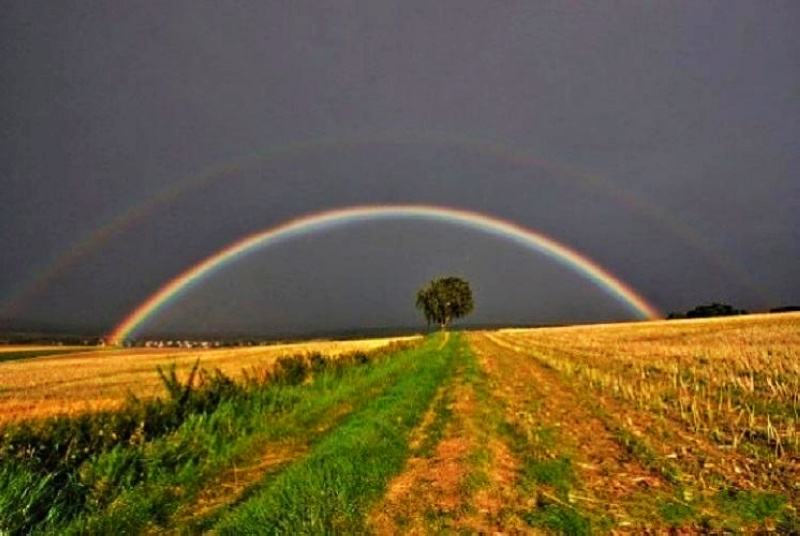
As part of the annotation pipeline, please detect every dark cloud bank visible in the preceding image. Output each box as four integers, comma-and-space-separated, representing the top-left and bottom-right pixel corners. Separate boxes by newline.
1, 1, 798, 337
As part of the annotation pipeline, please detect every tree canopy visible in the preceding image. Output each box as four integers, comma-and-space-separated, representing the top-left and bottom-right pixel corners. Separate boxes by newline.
668, 302, 748, 319
415, 276, 474, 329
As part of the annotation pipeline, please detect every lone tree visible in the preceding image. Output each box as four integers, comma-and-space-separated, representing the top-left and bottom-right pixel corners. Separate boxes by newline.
415, 276, 474, 330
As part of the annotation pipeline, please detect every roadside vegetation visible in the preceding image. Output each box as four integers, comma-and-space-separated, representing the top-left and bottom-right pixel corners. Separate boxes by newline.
0, 336, 419, 424
214, 334, 457, 532
0, 338, 426, 534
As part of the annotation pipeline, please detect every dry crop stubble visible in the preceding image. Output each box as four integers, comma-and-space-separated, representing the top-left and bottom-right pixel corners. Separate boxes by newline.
470, 332, 676, 528
484, 313, 799, 527
493, 314, 799, 460
0, 336, 420, 424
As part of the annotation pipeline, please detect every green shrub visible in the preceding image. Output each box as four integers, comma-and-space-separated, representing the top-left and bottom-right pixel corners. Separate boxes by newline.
308, 351, 329, 374
272, 356, 309, 385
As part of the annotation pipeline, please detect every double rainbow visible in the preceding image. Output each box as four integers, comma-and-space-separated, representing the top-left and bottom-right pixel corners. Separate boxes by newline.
3, 130, 766, 320
108, 205, 661, 342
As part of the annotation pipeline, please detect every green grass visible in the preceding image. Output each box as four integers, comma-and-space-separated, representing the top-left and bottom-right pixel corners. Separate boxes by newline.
657, 495, 697, 526
715, 488, 795, 531
413, 384, 454, 459
526, 457, 574, 493
213, 332, 460, 533
523, 502, 592, 535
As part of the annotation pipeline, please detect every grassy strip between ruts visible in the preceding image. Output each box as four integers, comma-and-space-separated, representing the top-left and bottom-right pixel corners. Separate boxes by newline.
213, 332, 460, 533
0, 338, 428, 534
368, 332, 532, 533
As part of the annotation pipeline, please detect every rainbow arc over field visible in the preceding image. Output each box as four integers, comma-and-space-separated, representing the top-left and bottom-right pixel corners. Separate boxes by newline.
108, 205, 661, 343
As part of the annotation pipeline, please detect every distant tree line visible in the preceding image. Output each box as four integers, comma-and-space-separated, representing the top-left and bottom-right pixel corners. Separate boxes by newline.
668, 302, 747, 319
769, 305, 800, 313
668, 302, 800, 320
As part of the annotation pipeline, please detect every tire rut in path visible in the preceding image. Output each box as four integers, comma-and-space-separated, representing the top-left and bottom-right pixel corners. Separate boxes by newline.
368, 361, 526, 534
169, 440, 306, 528
167, 401, 356, 530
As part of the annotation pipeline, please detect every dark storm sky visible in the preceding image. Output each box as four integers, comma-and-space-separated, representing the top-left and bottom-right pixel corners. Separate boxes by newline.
1, 1, 798, 336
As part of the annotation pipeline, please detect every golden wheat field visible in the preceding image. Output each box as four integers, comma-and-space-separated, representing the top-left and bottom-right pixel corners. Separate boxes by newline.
0, 346, 87, 353
0, 336, 420, 424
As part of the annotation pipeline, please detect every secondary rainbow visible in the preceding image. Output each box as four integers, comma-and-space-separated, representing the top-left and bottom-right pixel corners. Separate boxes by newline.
108, 205, 661, 342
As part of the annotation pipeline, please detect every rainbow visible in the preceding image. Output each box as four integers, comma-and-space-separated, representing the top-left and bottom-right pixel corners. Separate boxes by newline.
108, 204, 661, 342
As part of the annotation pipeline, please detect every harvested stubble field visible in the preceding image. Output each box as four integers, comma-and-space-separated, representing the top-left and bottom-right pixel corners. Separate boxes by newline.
1, 314, 798, 533
463, 312, 799, 531
0, 336, 419, 424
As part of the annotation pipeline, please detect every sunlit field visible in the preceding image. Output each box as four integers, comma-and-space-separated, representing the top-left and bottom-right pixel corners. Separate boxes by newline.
1, 315, 797, 533
491, 312, 799, 461
0, 336, 420, 424
0, 346, 94, 364
0, 346, 86, 353
466, 312, 799, 531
